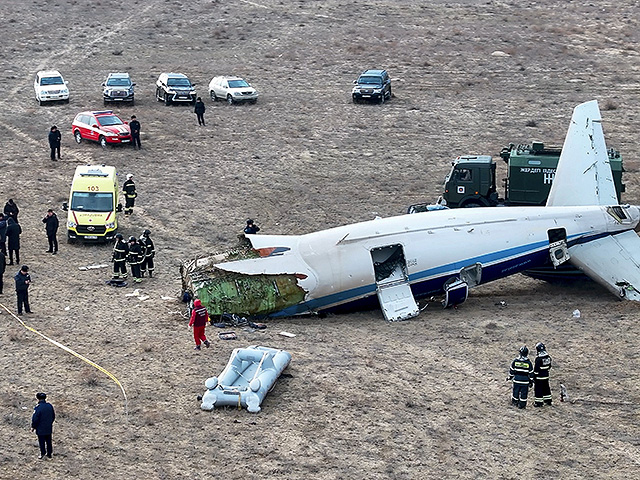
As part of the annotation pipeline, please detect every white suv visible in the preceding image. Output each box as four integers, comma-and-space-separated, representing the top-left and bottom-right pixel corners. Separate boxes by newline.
155, 73, 197, 105
34, 70, 69, 105
208, 76, 258, 104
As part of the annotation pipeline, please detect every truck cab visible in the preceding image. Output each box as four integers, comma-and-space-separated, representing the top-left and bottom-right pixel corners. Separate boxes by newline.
63, 165, 122, 243
442, 155, 497, 208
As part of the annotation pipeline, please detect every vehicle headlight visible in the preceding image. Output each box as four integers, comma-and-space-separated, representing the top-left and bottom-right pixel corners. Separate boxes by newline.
232, 91, 241, 96
106, 222, 116, 229
373, 88, 382, 93
68, 220, 77, 228
105, 132, 117, 137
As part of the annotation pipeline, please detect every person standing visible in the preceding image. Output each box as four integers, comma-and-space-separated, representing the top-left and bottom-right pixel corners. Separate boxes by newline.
0, 250, 5, 294
6, 216, 21, 265
48, 125, 62, 161
14, 265, 31, 314
244, 219, 260, 235
42, 209, 59, 254
127, 236, 143, 283
0, 212, 6, 255
123, 174, 137, 216
31, 392, 55, 459
139, 229, 155, 278
194, 97, 206, 126
509, 345, 534, 409
130, 115, 141, 150
112, 233, 129, 279
4, 199, 19, 222
533, 342, 553, 407
188, 299, 210, 350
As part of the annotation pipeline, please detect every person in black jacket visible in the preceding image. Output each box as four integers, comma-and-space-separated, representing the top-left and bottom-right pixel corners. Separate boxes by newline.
4, 198, 19, 222
48, 125, 62, 161
31, 392, 55, 459
6, 216, 21, 265
14, 265, 31, 314
0, 250, 5, 294
533, 342, 553, 407
130, 115, 141, 150
112, 233, 129, 279
0, 212, 6, 255
194, 97, 206, 126
42, 209, 59, 254
139, 229, 155, 277
123, 174, 137, 216
244, 219, 260, 235
127, 236, 143, 283
509, 345, 534, 409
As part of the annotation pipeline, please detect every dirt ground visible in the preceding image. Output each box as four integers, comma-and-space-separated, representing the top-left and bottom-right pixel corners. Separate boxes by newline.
1, 0, 640, 478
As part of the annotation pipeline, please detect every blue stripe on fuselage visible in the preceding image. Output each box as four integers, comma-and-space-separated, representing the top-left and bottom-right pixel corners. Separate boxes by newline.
269, 230, 602, 317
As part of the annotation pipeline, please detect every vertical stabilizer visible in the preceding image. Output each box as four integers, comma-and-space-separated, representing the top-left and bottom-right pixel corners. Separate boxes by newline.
546, 100, 618, 207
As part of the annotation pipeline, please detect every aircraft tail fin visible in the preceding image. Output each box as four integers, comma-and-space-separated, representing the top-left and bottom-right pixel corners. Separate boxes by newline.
546, 100, 618, 207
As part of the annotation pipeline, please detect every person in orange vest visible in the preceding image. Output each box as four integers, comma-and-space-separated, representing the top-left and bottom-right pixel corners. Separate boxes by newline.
188, 299, 211, 351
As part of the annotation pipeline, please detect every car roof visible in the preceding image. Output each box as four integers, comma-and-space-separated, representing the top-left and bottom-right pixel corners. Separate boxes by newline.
107, 73, 130, 78
216, 76, 245, 81
37, 70, 63, 76
76, 110, 119, 117
163, 73, 189, 78
360, 69, 386, 76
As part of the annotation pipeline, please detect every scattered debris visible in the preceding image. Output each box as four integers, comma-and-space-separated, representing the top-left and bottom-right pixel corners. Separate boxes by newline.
138, 295, 149, 301
560, 384, 568, 402
491, 50, 511, 57
64, 306, 70, 311
79, 264, 110, 271
219, 331, 238, 340
161, 295, 174, 300
572, 309, 581, 318
495, 301, 507, 306
278, 331, 296, 338
105, 279, 127, 287
126, 289, 141, 297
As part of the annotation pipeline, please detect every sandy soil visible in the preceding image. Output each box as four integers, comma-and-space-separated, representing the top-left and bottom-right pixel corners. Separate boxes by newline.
1, 0, 640, 478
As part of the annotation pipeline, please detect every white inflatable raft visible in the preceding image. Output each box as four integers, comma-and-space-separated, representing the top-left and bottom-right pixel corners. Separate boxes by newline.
200, 345, 292, 413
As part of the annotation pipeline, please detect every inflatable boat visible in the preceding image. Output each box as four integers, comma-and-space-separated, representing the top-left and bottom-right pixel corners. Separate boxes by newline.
200, 345, 292, 413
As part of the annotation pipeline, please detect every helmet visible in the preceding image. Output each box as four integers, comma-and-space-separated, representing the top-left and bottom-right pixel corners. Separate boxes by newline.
536, 342, 546, 353
246, 219, 254, 225
115, 233, 124, 240
519, 345, 529, 357
36, 392, 47, 400
143, 229, 151, 236
128, 236, 136, 243
126, 173, 133, 179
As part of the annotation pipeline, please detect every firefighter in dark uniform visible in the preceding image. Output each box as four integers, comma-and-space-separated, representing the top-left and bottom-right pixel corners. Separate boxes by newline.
112, 233, 129, 279
123, 174, 137, 216
533, 342, 552, 407
139, 229, 155, 278
509, 345, 534, 409
127, 236, 143, 283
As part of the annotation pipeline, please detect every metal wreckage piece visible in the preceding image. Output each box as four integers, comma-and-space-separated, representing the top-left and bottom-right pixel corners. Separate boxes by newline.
181, 241, 306, 317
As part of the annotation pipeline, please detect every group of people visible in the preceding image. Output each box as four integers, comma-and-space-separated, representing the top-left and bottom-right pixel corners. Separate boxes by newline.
112, 229, 155, 282
509, 343, 553, 409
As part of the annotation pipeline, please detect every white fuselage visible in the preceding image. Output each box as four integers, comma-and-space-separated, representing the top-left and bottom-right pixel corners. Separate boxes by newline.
221, 205, 640, 315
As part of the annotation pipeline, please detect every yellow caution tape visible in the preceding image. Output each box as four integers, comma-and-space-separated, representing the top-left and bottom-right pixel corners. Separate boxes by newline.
1, 303, 128, 415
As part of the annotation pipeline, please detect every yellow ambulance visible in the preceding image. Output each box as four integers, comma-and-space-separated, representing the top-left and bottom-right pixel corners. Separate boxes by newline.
63, 165, 122, 243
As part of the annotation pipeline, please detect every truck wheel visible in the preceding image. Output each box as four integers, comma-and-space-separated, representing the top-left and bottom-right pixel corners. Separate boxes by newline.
210, 90, 217, 102
74, 130, 82, 144
227, 95, 234, 105
461, 201, 482, 208
379, 94, 385, 105
99, 136, 108, 149
164, 92, 171, 105
67, 232, 76, 244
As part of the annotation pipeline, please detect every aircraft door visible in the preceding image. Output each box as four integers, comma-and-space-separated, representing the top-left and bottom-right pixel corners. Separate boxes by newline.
370, 244, 419, 322
548, 228, 570, 267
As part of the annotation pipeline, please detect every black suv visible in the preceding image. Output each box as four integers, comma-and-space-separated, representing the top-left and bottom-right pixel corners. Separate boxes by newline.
352, 69, 391, 104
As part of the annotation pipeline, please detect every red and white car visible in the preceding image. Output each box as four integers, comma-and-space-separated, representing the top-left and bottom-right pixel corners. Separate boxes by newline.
72, 110, 132, 149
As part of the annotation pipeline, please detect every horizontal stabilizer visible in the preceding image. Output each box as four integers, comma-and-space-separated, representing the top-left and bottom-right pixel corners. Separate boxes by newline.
546, 100, 618, 207
569, 230, 640, 300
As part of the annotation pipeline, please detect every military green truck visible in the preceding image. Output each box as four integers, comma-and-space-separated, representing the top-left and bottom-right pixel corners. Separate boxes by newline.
433, 142, 624, 209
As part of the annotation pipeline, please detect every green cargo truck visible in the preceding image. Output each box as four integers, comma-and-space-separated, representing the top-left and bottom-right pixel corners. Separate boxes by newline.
436, 142, 624, 209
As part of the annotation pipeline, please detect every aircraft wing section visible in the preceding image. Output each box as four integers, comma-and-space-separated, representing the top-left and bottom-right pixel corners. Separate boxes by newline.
568, 230, 640, 301
546, 100, 618, 207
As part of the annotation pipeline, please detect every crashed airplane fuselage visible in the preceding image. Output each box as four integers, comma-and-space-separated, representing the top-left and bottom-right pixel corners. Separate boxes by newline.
182, 101, 640, 320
